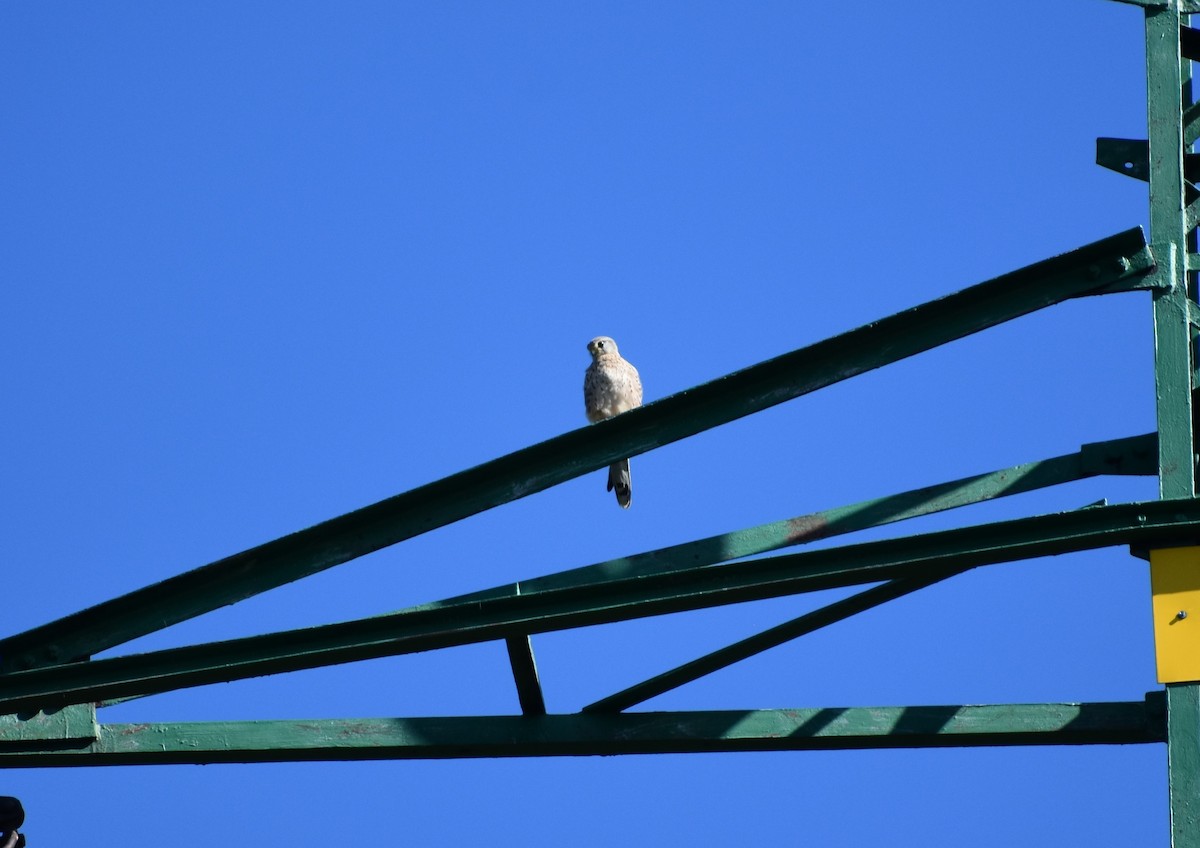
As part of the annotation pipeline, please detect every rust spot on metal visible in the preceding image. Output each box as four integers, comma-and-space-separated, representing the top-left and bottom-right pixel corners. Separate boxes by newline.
785, 514, 831, 544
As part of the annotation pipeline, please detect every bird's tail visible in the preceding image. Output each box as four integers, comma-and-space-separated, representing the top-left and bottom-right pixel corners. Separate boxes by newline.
607, 459, 632, 509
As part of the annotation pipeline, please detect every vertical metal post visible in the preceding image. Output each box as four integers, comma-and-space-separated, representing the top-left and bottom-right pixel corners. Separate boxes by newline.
1171, 683, 1200, 842
1148, 4, 1193, 497
1147, 3, 1200, 844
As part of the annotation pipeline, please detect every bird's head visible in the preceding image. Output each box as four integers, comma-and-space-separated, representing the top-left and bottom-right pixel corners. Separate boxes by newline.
587, 336, 619, 359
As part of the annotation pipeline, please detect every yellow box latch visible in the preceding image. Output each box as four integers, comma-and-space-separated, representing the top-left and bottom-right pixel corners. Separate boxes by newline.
1150, 546, 1200, 683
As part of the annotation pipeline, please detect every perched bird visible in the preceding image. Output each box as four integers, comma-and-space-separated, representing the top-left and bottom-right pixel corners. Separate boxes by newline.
583, 336, 643, 508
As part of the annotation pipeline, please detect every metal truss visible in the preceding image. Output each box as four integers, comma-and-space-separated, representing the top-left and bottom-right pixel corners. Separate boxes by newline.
3, 2, 1200, 844
0, 225, 1172, 750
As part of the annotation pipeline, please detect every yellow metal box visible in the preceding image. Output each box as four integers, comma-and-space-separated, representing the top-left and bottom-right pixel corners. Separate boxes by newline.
1150, 546, 1200, 684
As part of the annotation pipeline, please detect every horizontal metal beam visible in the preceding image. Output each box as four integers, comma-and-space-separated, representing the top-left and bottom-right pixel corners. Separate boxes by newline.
0, 705, 95, 745
0, 700, 1164, 766
0, 227, 1153, 674
0, 499, 1196, 714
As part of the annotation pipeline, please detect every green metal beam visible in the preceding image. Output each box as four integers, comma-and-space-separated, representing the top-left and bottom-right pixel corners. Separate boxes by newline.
505, 636, 546, 716
0, 705, 95, 745
1169, 684, 1200, 838
1109, 1, 1172, 9
582, 568, 966, 714
1144, 4, 1200, 846
0, 701, 1164, 767
0, 228, 1154, 675
1147, 9, 1195, 503
0, 500, 1197, 714
5, 433, 1151, 718
447, 433, 1157, 607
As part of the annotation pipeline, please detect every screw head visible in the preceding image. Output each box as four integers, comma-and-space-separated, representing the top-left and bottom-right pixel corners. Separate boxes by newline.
1178, 610, 1189, 621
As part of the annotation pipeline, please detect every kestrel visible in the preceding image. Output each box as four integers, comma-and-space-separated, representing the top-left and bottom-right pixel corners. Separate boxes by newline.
584, 336, 643, 508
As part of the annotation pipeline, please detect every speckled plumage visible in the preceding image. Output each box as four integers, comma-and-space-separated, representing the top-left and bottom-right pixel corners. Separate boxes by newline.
584, 336, 643, 508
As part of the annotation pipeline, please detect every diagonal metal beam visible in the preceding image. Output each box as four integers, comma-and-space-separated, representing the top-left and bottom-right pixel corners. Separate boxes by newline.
582, 568, 967, 714
1104, 1, 1169, 9
68, 433, 1159, 718
0, 228, 1154, 675
446, 433, 1157, 607
0, 700, 1165, 766
0, 499, 1196, 714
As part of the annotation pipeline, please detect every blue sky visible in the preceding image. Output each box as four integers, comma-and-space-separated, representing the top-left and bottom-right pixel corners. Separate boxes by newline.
0, 1, 1172, 844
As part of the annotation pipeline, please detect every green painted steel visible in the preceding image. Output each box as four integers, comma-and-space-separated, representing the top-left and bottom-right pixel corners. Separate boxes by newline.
449, 434, 1156, 607
0, 499, 1198, 715
1146, 5, 1194, 503
0, 228, 1154, 676
1143, 2, 1200, 845
1169, 685, 1200, 839
582, 569, 965, 713
504, 636, 546, 716
0, 705, 95, 745
1098, 137, 1153, 182
0, 701, 1164, 767
1113, 1, 1180, 9
1187, 102, 1200, 147
0, 3, 1187, 804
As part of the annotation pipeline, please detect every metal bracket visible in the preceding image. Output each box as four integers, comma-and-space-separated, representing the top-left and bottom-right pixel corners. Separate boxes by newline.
1080, 432, 1158, 476
1089, 243, 1165, 292
1097, 138, 1200, 200
1098, 137, 1150, 182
